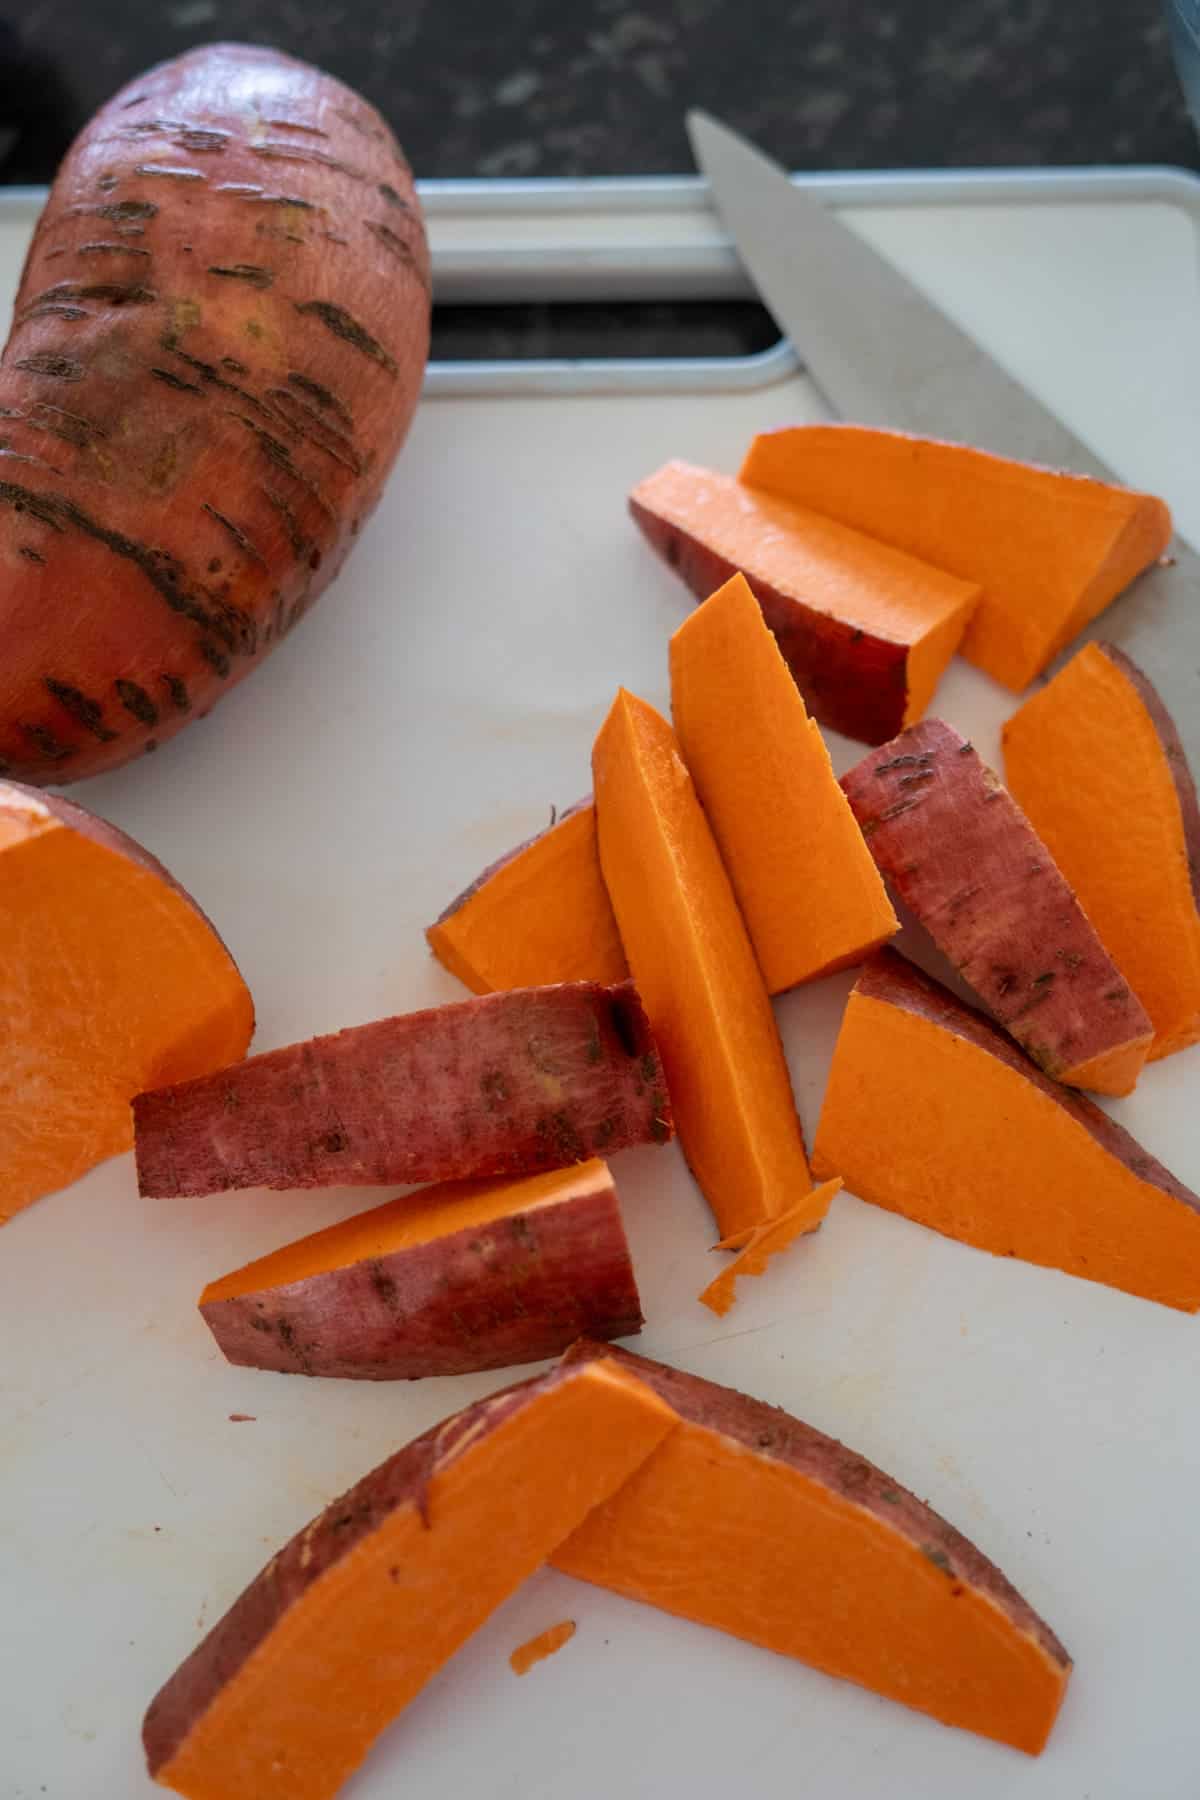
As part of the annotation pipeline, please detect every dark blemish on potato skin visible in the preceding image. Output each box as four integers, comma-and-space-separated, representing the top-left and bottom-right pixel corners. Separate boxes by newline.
19, 721, 75, 762
160, 673, 191, 713
15, 352, 85, 382
286, 370, 353, 427
201, 500, 267, 568
151, 367, 203, 394
44, 677, 117, 742
608, 993, 641, 1058
294, 300, 398, 376
208, 264, 274, 288
115, 678, 159, 726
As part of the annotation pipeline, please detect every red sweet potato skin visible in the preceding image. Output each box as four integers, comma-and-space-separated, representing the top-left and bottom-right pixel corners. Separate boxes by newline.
630, 495, 908, 744
0, 43, 429, 783
133, 980, 673, 1197
201, 1176, 643, 1378
841, 719, 1153, 1086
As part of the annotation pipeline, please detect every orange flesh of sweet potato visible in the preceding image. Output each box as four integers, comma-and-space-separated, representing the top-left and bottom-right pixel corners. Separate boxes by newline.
133, 979, 672, 1197
0, 43, 429, 783
552, 1343, 1070, 1756
698, 1178, 843, 1318
669, 572, 898, 992
812, 949, 1200, 1309
199, 1158, 642, 1378
427, 799, 628, 994
509, 1619, 576, 1676
592, 689, 815, 1241
0, 778, 252, 1221
143, 1356, 678, 1800
841, 718, 1153, 1094
740, 425, 1172, 692
1003, 642, 1200, 1062
630, 460, 979, 745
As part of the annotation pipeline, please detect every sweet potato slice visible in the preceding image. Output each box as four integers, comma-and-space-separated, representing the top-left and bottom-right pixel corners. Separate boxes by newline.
811, 950, 1200, 1310
200, 1158, 642, 1378
133, 979, 672, 1198
143, 1355, 678, 1800
631, 459, 979, 744
669, 572, 897, 990
1003, 642, 1200, 1061
0, 780, 253, 1222
841, 719, 1153, 1094
427, 799, 628, 994
741, 425, 1171, 691
592, 690, 819, 1240
552, 1342, 1071, 1756
698, 1179, 843, 1318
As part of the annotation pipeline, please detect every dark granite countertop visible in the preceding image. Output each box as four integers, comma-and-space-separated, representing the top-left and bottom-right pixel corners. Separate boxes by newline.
2, 1, 1195, 359
2, 0, 1195, 183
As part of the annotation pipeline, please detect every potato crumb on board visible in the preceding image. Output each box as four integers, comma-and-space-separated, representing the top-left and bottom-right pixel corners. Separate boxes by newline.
509, 1620, 577, 1676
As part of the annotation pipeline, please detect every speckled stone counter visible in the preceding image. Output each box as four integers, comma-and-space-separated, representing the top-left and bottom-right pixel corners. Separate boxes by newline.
1, 1, 1195, 356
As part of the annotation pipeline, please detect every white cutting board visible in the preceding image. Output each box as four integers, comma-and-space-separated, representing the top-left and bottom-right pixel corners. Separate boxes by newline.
2, 169, 1200, 1800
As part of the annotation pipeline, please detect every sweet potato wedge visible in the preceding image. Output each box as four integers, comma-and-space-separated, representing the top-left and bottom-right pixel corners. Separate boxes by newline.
741, 424, 1171, 691
630, 459, 979, 744
1003, 642, 1200, 1061
552, 1342, 1071, 1756
0, 779, 253, 1222
0, 44, 430, 782
427, 798, 628, 994
133, 979, 672, 1198
143, 1354, 678, 1800
200, 1158, 642, 1378
841, 718, 1153, 1094
592, 689, 823, 1241
811, 950, 1200, 1310
669, 572, 897, 990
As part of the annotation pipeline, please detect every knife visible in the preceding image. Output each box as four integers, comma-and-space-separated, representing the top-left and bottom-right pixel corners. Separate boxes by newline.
686, 110, 1198, 762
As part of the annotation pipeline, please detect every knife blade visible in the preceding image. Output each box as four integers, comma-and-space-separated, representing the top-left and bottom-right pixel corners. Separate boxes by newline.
687, 110, 1199, 762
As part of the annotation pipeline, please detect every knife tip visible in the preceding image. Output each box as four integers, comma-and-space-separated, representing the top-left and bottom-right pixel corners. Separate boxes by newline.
684, 107, 719, 158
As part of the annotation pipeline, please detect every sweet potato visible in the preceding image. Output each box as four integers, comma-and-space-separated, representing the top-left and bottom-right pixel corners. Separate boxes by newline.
841, 718, 1153, 1094
143, 1354, 678, 1800
0, 43, 429, 783
741, 424, 1171, 691
669, 572, 897, 990
811, 950, 1200, 1309
1003, 642, 1200, 1061
0, 778, 252, 1222
134, 979, 672, 1198
509, 1620, 576, 1676
200, 1158, 642, 1378
552, 1343, 1071, 1756
427, 798, 628, 994
592, 689, 825, 1241
630, 459, 979, 743
698, 1179, 843, 1318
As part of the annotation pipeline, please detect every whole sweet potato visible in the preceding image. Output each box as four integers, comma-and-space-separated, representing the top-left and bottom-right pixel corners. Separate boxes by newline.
0, 43, 429, 782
